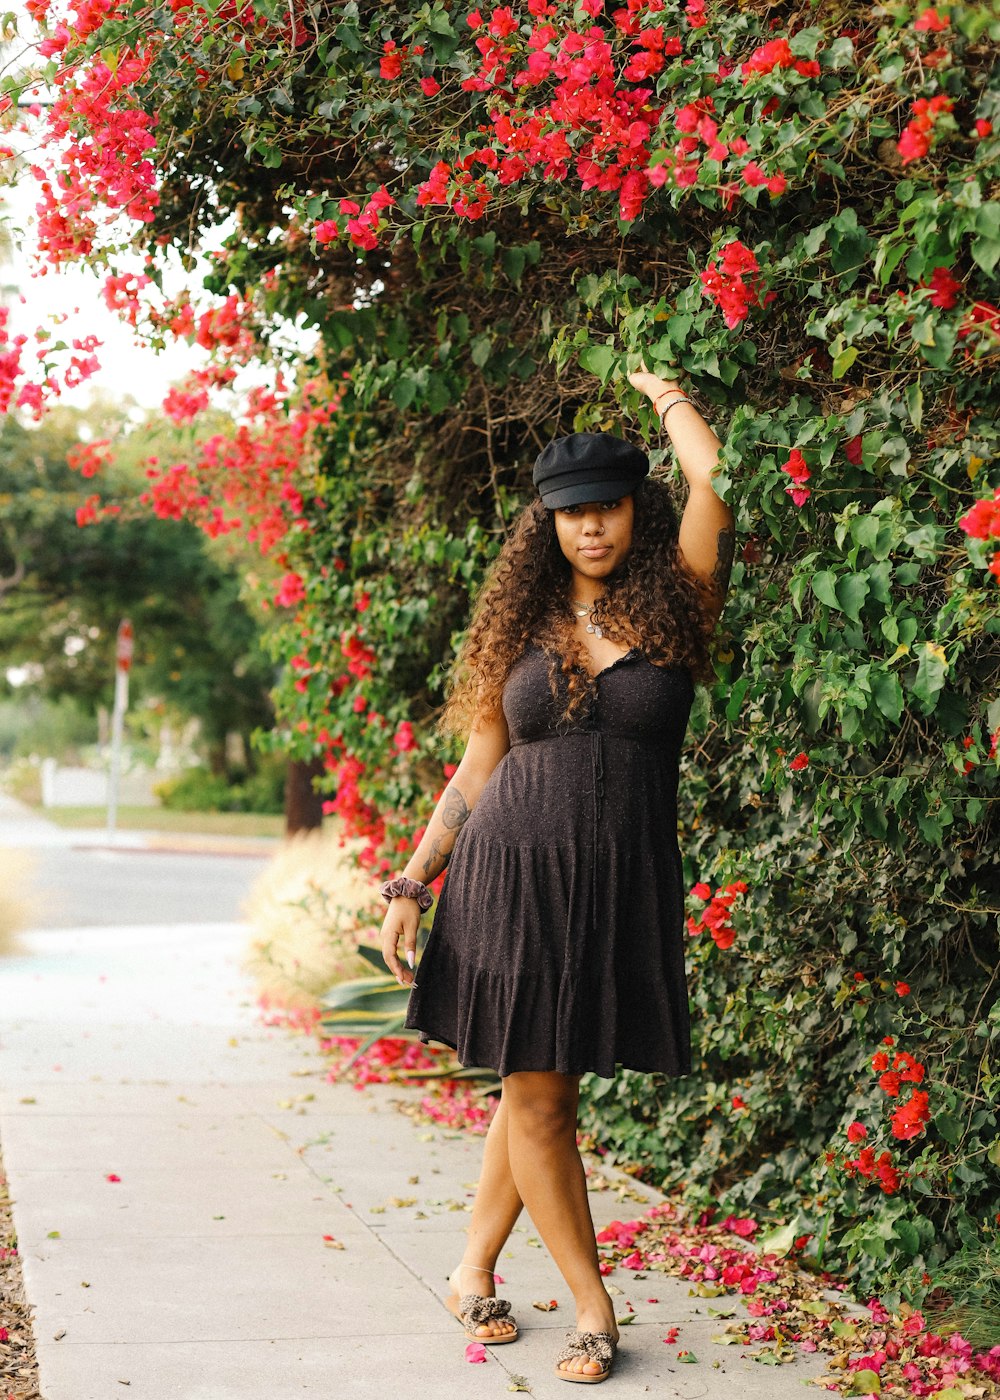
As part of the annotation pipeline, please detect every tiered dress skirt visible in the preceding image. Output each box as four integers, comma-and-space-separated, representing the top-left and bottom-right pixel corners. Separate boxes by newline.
403, 643, 695, 1080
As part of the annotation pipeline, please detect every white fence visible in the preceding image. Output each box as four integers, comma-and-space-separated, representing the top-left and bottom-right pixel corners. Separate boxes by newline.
40, 759, 160, 808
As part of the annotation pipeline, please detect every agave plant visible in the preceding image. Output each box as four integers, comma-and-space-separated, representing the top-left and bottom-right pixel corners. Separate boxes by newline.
319, 944, 498, 1087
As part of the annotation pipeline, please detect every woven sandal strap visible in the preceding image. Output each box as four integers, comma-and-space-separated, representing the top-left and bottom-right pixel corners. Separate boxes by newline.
459, 1293, 513, 1325
553, 1329, 615, 1367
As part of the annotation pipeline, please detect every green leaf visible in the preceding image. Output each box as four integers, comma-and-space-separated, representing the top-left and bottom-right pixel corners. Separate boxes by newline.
392, 376, 418, 412
847, 1369, 881, 1395
892, 1220, 920, 1255
836, 573, 870, 622
911, 642, 948, 709
934, 1111, 962, 1145
757, 1220, 798, 1256
501, 246, 527, 285
470, 334, 492, 368
832, 346, 858, 379
578, 345, 617, 383
811, 571, 840, 611
904, 380, 923, 429
871, 670, 903, 722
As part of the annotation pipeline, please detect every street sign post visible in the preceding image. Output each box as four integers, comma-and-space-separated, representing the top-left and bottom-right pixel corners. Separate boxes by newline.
106, 618, 133, 839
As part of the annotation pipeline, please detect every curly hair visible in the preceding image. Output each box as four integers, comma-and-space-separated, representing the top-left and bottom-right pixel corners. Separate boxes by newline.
440, 477, 720, 736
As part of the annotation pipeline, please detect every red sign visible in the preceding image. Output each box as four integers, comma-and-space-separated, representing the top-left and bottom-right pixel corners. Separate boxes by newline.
116, 618, 134, 673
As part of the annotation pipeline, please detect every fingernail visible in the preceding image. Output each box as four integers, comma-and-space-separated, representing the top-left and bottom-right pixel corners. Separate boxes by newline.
406, 951, 415, 969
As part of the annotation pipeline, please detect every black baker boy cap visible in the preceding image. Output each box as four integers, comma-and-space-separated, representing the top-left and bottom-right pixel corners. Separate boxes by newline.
532, 431, 649, 509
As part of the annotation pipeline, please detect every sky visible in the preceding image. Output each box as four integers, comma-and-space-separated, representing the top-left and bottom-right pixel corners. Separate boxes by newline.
0, 8, 322, 417
3, 181, 210, 412
0, 5, 208, 410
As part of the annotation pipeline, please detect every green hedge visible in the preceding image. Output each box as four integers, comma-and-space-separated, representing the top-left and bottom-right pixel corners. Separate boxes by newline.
22, 0, 1000, 1307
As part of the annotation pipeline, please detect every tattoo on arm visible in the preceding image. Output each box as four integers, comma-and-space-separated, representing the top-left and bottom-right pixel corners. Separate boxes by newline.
421, 839, 446, 882
420, 785, 471, 882
712, 527, 735, 598
441, 785, 470, 831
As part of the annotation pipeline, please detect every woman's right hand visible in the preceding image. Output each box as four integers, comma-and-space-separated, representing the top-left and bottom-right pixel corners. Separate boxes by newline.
380, 896, 421, 987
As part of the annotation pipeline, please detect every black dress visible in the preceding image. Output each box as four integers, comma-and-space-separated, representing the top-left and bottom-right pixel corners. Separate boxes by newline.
403, 643, 695, 1079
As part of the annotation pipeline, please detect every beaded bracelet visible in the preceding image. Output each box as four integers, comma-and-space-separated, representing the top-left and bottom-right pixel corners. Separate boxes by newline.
379, 875, 434, 911
655, 392, 694, 418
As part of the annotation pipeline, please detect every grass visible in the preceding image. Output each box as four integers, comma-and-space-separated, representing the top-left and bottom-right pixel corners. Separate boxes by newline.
924, 1239, 1000, 1349
39, 806, 285, 838
242, 825, 379, 1011
0, 848, 36, 956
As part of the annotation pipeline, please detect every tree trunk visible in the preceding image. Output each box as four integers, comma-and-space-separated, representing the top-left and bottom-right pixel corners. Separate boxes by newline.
284, 756, 325, 836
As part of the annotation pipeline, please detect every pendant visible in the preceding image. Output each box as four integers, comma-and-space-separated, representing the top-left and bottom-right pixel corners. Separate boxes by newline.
586, 622, 603, 639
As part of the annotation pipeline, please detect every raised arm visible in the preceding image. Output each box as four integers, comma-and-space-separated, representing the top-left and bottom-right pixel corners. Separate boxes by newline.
628, 371, 736, 626
379, 705, 510, 986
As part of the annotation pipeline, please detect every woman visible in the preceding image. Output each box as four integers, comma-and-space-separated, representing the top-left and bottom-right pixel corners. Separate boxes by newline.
378, 369, 735, 1384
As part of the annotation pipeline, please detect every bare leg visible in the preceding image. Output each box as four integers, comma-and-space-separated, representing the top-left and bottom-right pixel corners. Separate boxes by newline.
447, 1091, 524, 1338
503, 1070, 618, 1377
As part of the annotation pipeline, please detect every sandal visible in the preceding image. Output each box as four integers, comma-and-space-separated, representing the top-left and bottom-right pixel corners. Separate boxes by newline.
445, 1264, 519, 1344
554, 1328, 617, 1384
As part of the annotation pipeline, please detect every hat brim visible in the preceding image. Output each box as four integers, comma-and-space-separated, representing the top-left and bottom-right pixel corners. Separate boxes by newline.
540, 478, 642, 509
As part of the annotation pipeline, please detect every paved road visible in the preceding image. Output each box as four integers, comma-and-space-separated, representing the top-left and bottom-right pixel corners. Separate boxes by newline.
0, 795, 272, 927
25, 846, 272, 927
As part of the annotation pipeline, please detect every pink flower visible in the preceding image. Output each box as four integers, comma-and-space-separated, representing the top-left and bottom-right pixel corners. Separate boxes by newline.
721, 1215, 758, 1237
465, 1341, 488, 1363
392, 722, 417, 754
275, 572, 306, 608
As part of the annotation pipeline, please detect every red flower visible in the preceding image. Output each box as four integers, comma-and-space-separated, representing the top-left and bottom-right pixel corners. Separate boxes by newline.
379, 40, 407, 80
846, 1122, 867, 1143
927, 265, 962, 308
897, 93, 954, 164
959, 487, 1000, 541
891, 1089, 930, 1141
913, 6, 949, 29
779, 448, 811, 506
789, 752, 809, 771
895, 981, 910, 996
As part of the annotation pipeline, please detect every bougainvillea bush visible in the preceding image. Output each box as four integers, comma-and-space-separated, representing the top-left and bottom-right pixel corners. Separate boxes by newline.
4, 0, 999, 1320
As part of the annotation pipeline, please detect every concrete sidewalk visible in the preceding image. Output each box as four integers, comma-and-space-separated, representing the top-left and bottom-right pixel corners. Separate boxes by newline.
0, 919, 840, 1399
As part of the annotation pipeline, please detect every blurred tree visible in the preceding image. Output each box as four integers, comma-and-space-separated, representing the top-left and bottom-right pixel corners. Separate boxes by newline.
0, 402, 275, 776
